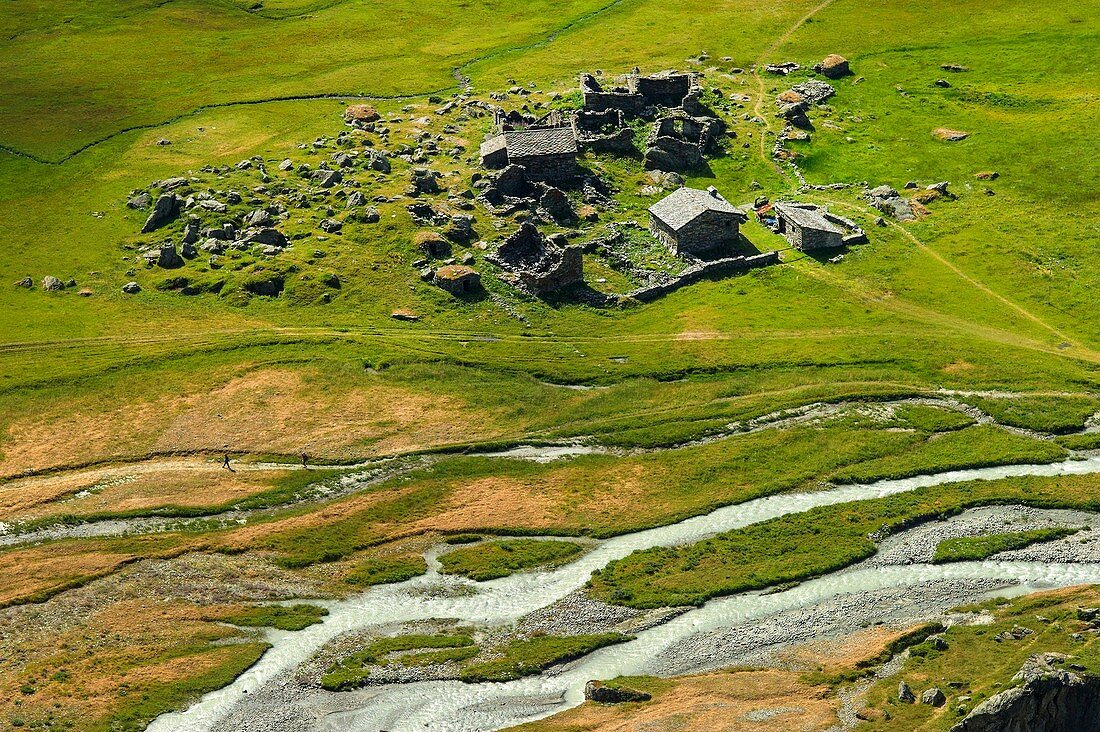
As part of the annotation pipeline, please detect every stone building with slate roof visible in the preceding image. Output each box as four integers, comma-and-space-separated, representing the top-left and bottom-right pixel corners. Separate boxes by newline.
648, 186, 746, 256
773, 202, 864, 250
479, 127, 579, 182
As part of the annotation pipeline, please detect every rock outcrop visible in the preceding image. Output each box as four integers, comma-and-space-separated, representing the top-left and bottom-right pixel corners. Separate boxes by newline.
584, 680, 651, 704
952, 653, 1100, 732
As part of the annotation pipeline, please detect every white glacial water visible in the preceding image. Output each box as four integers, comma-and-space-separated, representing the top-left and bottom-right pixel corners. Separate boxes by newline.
147, 454, 1100, 732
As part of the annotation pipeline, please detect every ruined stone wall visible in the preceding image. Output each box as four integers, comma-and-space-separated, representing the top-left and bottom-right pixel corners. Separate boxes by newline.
516, 154, 580, 183
583, 91, 646, 115
630, 251, 777, 302
518, 245, 584, 293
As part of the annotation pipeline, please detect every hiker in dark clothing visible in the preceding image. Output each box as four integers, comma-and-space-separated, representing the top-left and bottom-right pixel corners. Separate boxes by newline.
301, 452, 309, 469
222, 450, 233, 471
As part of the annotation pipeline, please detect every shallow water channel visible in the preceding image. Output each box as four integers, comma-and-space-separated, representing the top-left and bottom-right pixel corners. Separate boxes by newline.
149, 455, 1100, 732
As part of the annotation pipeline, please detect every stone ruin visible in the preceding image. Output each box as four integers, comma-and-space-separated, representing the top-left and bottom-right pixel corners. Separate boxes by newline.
486, 222, 584, 295
644, 112, 723, 171
775, 79, 836, 130
579, 70, 701, 116
475, 165, 578, 225
572, 108, 635, 154
813, 54, 851, 79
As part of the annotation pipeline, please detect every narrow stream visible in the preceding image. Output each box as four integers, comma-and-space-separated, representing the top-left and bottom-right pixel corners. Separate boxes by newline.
148, 455, 1100, 732
323, 561, 1100, 732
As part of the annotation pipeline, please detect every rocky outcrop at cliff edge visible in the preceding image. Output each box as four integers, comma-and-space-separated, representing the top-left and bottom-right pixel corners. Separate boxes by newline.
952, 653, 1100, 732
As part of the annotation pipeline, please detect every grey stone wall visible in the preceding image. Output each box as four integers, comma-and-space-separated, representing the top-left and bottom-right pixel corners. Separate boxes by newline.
515, 154, 580, 183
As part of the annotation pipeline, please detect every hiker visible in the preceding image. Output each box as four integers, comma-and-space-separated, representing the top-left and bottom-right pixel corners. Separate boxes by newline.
222, 450, 232, 471
301, 452, 309, 469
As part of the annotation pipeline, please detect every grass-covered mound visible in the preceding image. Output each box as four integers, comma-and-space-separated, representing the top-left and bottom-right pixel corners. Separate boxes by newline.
931, 527, 1079, 563
439, 539, 584, 581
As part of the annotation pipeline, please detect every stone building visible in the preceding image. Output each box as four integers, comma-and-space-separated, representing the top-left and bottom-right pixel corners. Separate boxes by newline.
487, 222, 583, 294
433, 265, 481, 295
479, 127, 579, 182
648, 186, 746, 256
773, 202, 865, 250
644, 112, 723, 171
580, 70, 697, 115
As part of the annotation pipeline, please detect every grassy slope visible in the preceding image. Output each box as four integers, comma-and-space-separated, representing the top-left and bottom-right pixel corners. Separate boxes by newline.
0, 0, 1098, 728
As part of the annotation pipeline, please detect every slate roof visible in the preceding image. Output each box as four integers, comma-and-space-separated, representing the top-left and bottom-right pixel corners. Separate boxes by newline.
773, 202, 845, 234
503, 127, 578, 158
648, 186, 744, 231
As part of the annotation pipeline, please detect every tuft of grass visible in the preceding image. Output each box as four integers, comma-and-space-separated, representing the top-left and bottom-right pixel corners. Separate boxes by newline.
218, 603, 329, 631
931, 527, 1080, 563
439, 539, 584, 581
343, 555, 428, 587
459, 633, 630, 683
321, 633, 475, 690
962, 396, 1100, 434
892, 404, 975, 433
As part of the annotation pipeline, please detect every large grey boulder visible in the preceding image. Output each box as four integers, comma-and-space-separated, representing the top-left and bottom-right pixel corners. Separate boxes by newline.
312, 169, 343, 188
156, 243, 184, 269
41, 275, 63, 291
899, 681, 916, 703
583, 680, 651, 704
866, 185, 915, 221
141, 193, 179, 233
127, 192, 151, 209
922, 688, 946, 706
122, 281, 142, 294
952, 653, 1100, 732
242, 228, 288, 247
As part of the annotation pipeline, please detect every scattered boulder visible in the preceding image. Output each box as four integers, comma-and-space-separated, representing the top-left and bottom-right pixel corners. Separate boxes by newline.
244, 209, 274, 228
243, 275, 285, 297
584, 681, 651, 704
391, 309, 420, 321
866, 185, 915, 221
346, 191, 366, 208
765, 62, 800, 75
539, 186, 576, 223
995, 625, 1036, 642
935, 78, 952, 88
181, 241, 198, 259
941, 63, 970, 72
933, 127, 969, 141
141, 193, 179, 233
442, 215, 476, 244
278, 158, 294, 171
410, 168, 443, 195
813, 54, 851, 78
122, 281, 142, 294
344, 104, 380, 127
158, 177, 190, 191
922, 688, 947, 707
127, 192, 152, 209
351, 206, 380, 224
363, 149, 391, 173
41, 275, 64, 291
319, 218, 343, 234
312, 169, 343, 188
899, 681, 917, 704
242, 228, 288, 247
976, 171, 999, 180
13, 276, 32, 288
157, 243, 184, 269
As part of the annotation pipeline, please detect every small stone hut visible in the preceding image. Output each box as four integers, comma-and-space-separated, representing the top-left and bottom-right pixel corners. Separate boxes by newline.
773, 202, 863, 250
648, 186, 746, 256
479, 127, 579, 182
433, 265, 481, 295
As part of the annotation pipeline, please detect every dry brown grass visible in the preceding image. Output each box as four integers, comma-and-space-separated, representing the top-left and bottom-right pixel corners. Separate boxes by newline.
0, 461, 299, 523
0, 597, 264, 726
0, 366, 505, 477
0, 546, 137, 606
514, 669, 836, 732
